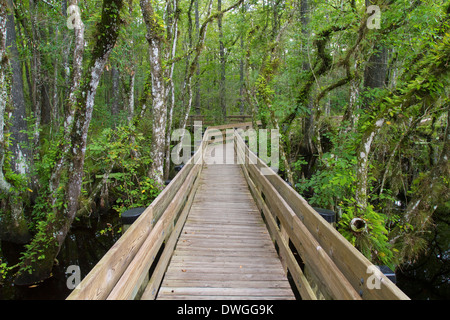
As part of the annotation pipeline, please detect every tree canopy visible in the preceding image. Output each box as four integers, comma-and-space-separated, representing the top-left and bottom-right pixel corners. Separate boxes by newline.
0, 0, 448, 292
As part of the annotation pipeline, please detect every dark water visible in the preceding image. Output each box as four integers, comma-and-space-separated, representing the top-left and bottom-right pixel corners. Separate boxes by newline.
0, 211, 121, 300
395, 216, 450, 300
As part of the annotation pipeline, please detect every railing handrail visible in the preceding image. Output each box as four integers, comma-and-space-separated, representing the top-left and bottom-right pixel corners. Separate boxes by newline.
234, 129, 409, 300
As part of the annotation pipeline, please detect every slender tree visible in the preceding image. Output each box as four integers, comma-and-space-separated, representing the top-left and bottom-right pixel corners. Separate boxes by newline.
218, 0, 226, 121
15, 0, 125, 285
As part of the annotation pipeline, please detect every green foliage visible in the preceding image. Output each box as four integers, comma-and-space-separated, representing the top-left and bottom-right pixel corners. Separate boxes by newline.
296, 129, 358, 209
1, 0, 448, 290
0, 259, 16, 284
86, 125, 161, 215
296, 152, 357, 209
0, 116, 33, 196
295, 128, 399, 267
337, 201, 396, 269
113, 175, 160, 215
17, 213, 59, 276
25, 127, 70, 230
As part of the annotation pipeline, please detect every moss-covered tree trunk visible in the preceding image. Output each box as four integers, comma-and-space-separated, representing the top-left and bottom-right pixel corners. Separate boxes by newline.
0, 0, 31, 244
0, 0, 10, 195
218, 0, 226, 122
49, 0, 85, 203
15, 0, 124, 285
163, 0, 179, 181
142, 0, 243, 184
140, 0, 168, 188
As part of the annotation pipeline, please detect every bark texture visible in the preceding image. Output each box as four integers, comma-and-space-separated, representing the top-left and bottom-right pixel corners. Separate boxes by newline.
0, 0, 31, 244
140, 0, 168, 187
15, 0, 124, 285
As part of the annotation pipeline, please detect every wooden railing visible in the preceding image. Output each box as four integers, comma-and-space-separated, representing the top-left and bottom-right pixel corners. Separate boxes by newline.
66, 123, 254, 300
67, 126, 211, 300
187, 114, 254, 127
234, 129, 409, 300
67, 122, 409, 300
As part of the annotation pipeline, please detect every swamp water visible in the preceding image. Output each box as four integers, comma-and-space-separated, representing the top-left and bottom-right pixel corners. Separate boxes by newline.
0, 211, 121, 300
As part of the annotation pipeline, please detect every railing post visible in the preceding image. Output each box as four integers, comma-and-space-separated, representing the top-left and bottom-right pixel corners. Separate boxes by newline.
313, 207, 336, 228
121, 207, 146, 233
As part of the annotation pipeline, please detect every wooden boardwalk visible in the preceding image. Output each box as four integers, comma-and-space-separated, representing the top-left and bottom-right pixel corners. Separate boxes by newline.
67, 123, 409, 301
157, 143, 295, 300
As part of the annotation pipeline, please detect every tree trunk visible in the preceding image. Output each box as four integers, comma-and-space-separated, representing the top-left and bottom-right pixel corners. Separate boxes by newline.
253, 3, 297, 186
354, 0, 389, 210
6, 0, 30, 177
0, 0, 10, 194
239, 20, 245, 115
362, 0, 388, 109
61, 0, 124, 246
163, 0, 179, 181
218, 0, 226, 122
147, 0, 243, 181
193, 0, 201, 115
174, 0, 243, 162
111, 65, 120, 125
51, 25, 60, 131
0, 0, 11, 194
28, 0, 42, 147
15, 0, 124, 285
140, 0, 168, 188
123, 71, 135, 126
299, 0, 316, 167
354, 25, 450, 213
50, 0, 85, 203
341, 60, 361, 133
363, 46, 387, 90
0, 0, 31, 244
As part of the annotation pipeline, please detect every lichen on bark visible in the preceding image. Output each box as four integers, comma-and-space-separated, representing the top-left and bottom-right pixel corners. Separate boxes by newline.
14, 0, 125, 285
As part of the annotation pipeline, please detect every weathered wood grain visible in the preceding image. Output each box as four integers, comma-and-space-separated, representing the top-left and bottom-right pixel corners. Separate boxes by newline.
156, 148, 295, 300
235, 130, 409, 300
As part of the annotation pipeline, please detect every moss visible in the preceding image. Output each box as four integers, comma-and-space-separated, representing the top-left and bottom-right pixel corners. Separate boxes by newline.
91, 0, 125, 62
13, 0, 127, 286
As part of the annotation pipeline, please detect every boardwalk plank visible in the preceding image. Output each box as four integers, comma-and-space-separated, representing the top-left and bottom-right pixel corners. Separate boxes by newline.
155, 145, 295, 300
